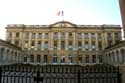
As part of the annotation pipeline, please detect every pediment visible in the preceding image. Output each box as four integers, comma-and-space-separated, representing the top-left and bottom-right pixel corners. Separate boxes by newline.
50, 21, 77, 28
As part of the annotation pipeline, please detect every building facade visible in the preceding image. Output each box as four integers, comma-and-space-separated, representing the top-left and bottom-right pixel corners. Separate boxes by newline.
5, 21, 122, 65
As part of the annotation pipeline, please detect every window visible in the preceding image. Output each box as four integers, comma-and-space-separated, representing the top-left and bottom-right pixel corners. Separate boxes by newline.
53, 32, 58, 38
107, 33, 112, 40
61, 56, 65, 63
98, 55, 103, 63
91, 41, 95, 50
37, 55, 41, 63
68, 55, 73, 63
84, 33, 88, 39
84, 41, 89, 50
68, 41, 73, 49
45, 33, 48, 39
25, 32, 29, 39
61, 32, 65, 38
31, 41, 35, 46
78, 41, 82, 50
53, 54, 57, 63
37, 41, 41, 49
32, 33, 35, 39
44, 41, 48, 49
69, 32, 72, 37
24, 40, 28, 48
78, 33, 82, 39
115, 33, 120, 43
61, 41, 65, 49
92, 55, 96, 63
30, 55, 34, 62
98, 33, 101, 39
108, 40, 112, 46
78, 55, 82, 63
53, 41, 57, 49
38, 33, 42, 39
43, 55, 48, 63
24, 57, 27, 62
85, 55, 89, 63
15, 41, 19, 45
98, 41, 102, 50
91, 33, 95, 39
16, 32, 19, 37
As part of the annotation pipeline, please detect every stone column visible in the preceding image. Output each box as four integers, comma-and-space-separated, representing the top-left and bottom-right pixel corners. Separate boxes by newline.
65, 32, 68, 50
73, 32, 76, 50
82, 33, 85, 50
58, 32, 61, 50
35, 33, 38, 50
89, 33, 92, 51
95, 33, 99, 51
42, 33, 45, 50
28, 33, 32, 50
112, 33, 115, 45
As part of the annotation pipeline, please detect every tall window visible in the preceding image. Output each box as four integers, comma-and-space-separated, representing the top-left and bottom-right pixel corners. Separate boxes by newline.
115, 33, 120, 43
44, 41, 48, 49
78, 33, 82, 39
45, 33, 48, 39
37, 41, 41, 49
107, 33, 112, 40
25, 32, 29, 39
78, 41, 82, 50
68, 55, 73, 63
98, 33, 101, 39
37, 55, 41, 63
15, 41, 19, 46
69, 32, 72, 37
98, 55, 103, 63
53, 32, 58, 38
38, 33, 42, 39
61, 55, 65, 63
61, 41, 65, 49
53, 41, 57, 49
78, 55, 82, 63
61, 32, 65, 38
24, 57, 27, 62
92, 55, 96, 63
85, 55, 89, 63
24, 40, 28, 48
68, 41, 73, 50
31, 40, 35, 47
43, 55, 48, 63
98, 41, 102, 50
91, 33, 95, 39
91, 41, 95, 50
30, 55, 34, 62
84, 41, 89, 50
31, 33, 35, 39
53, 54, 57, 63
84, 33, 88, 39
7, 32, 12, 38
16, 32, 19, 37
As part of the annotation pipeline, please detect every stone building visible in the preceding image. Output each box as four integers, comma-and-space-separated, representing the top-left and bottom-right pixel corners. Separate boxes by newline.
5, 21, 122, 65
0, 39, 22, 65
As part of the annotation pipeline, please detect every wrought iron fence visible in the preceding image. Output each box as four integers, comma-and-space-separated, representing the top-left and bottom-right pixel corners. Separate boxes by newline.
0, 64, 121, 83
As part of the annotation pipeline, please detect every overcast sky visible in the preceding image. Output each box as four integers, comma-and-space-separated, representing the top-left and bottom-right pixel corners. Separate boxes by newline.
0, 0, 122, 40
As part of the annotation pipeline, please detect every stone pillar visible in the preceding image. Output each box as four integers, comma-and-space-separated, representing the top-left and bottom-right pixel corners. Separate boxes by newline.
35, 33, 38, 50
82, 33, 85, 50
95, 33, 98, 51
28, 33, 32, 50
112, 33, 115, 45
58, 32, 61, 50
88, 33, 92, 51
73, 32, 76, 50
65, 32, 68, 50
42, 33, 45, 50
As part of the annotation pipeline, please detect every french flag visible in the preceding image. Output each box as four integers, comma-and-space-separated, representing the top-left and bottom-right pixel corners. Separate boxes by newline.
57, 11, 64, 16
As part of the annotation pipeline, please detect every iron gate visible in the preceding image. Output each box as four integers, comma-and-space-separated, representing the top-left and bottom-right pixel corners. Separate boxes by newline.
0, 64, 121, 83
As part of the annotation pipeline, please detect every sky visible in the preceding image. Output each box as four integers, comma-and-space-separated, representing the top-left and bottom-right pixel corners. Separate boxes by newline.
0, 0, 122, 40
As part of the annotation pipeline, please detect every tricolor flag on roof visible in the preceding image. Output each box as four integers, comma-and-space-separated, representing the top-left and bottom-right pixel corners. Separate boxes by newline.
57, 11, 64, 16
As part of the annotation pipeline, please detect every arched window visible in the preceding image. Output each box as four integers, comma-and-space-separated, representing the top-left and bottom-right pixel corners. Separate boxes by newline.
37, 54, 41, 63
30, 54, 34, 62
85, 55, 89, 63
43, 55, 48, 63
68, 54, 73, 63
61, 55, 65, 64
78, 55, 82, 63
53, 54, 57, 63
